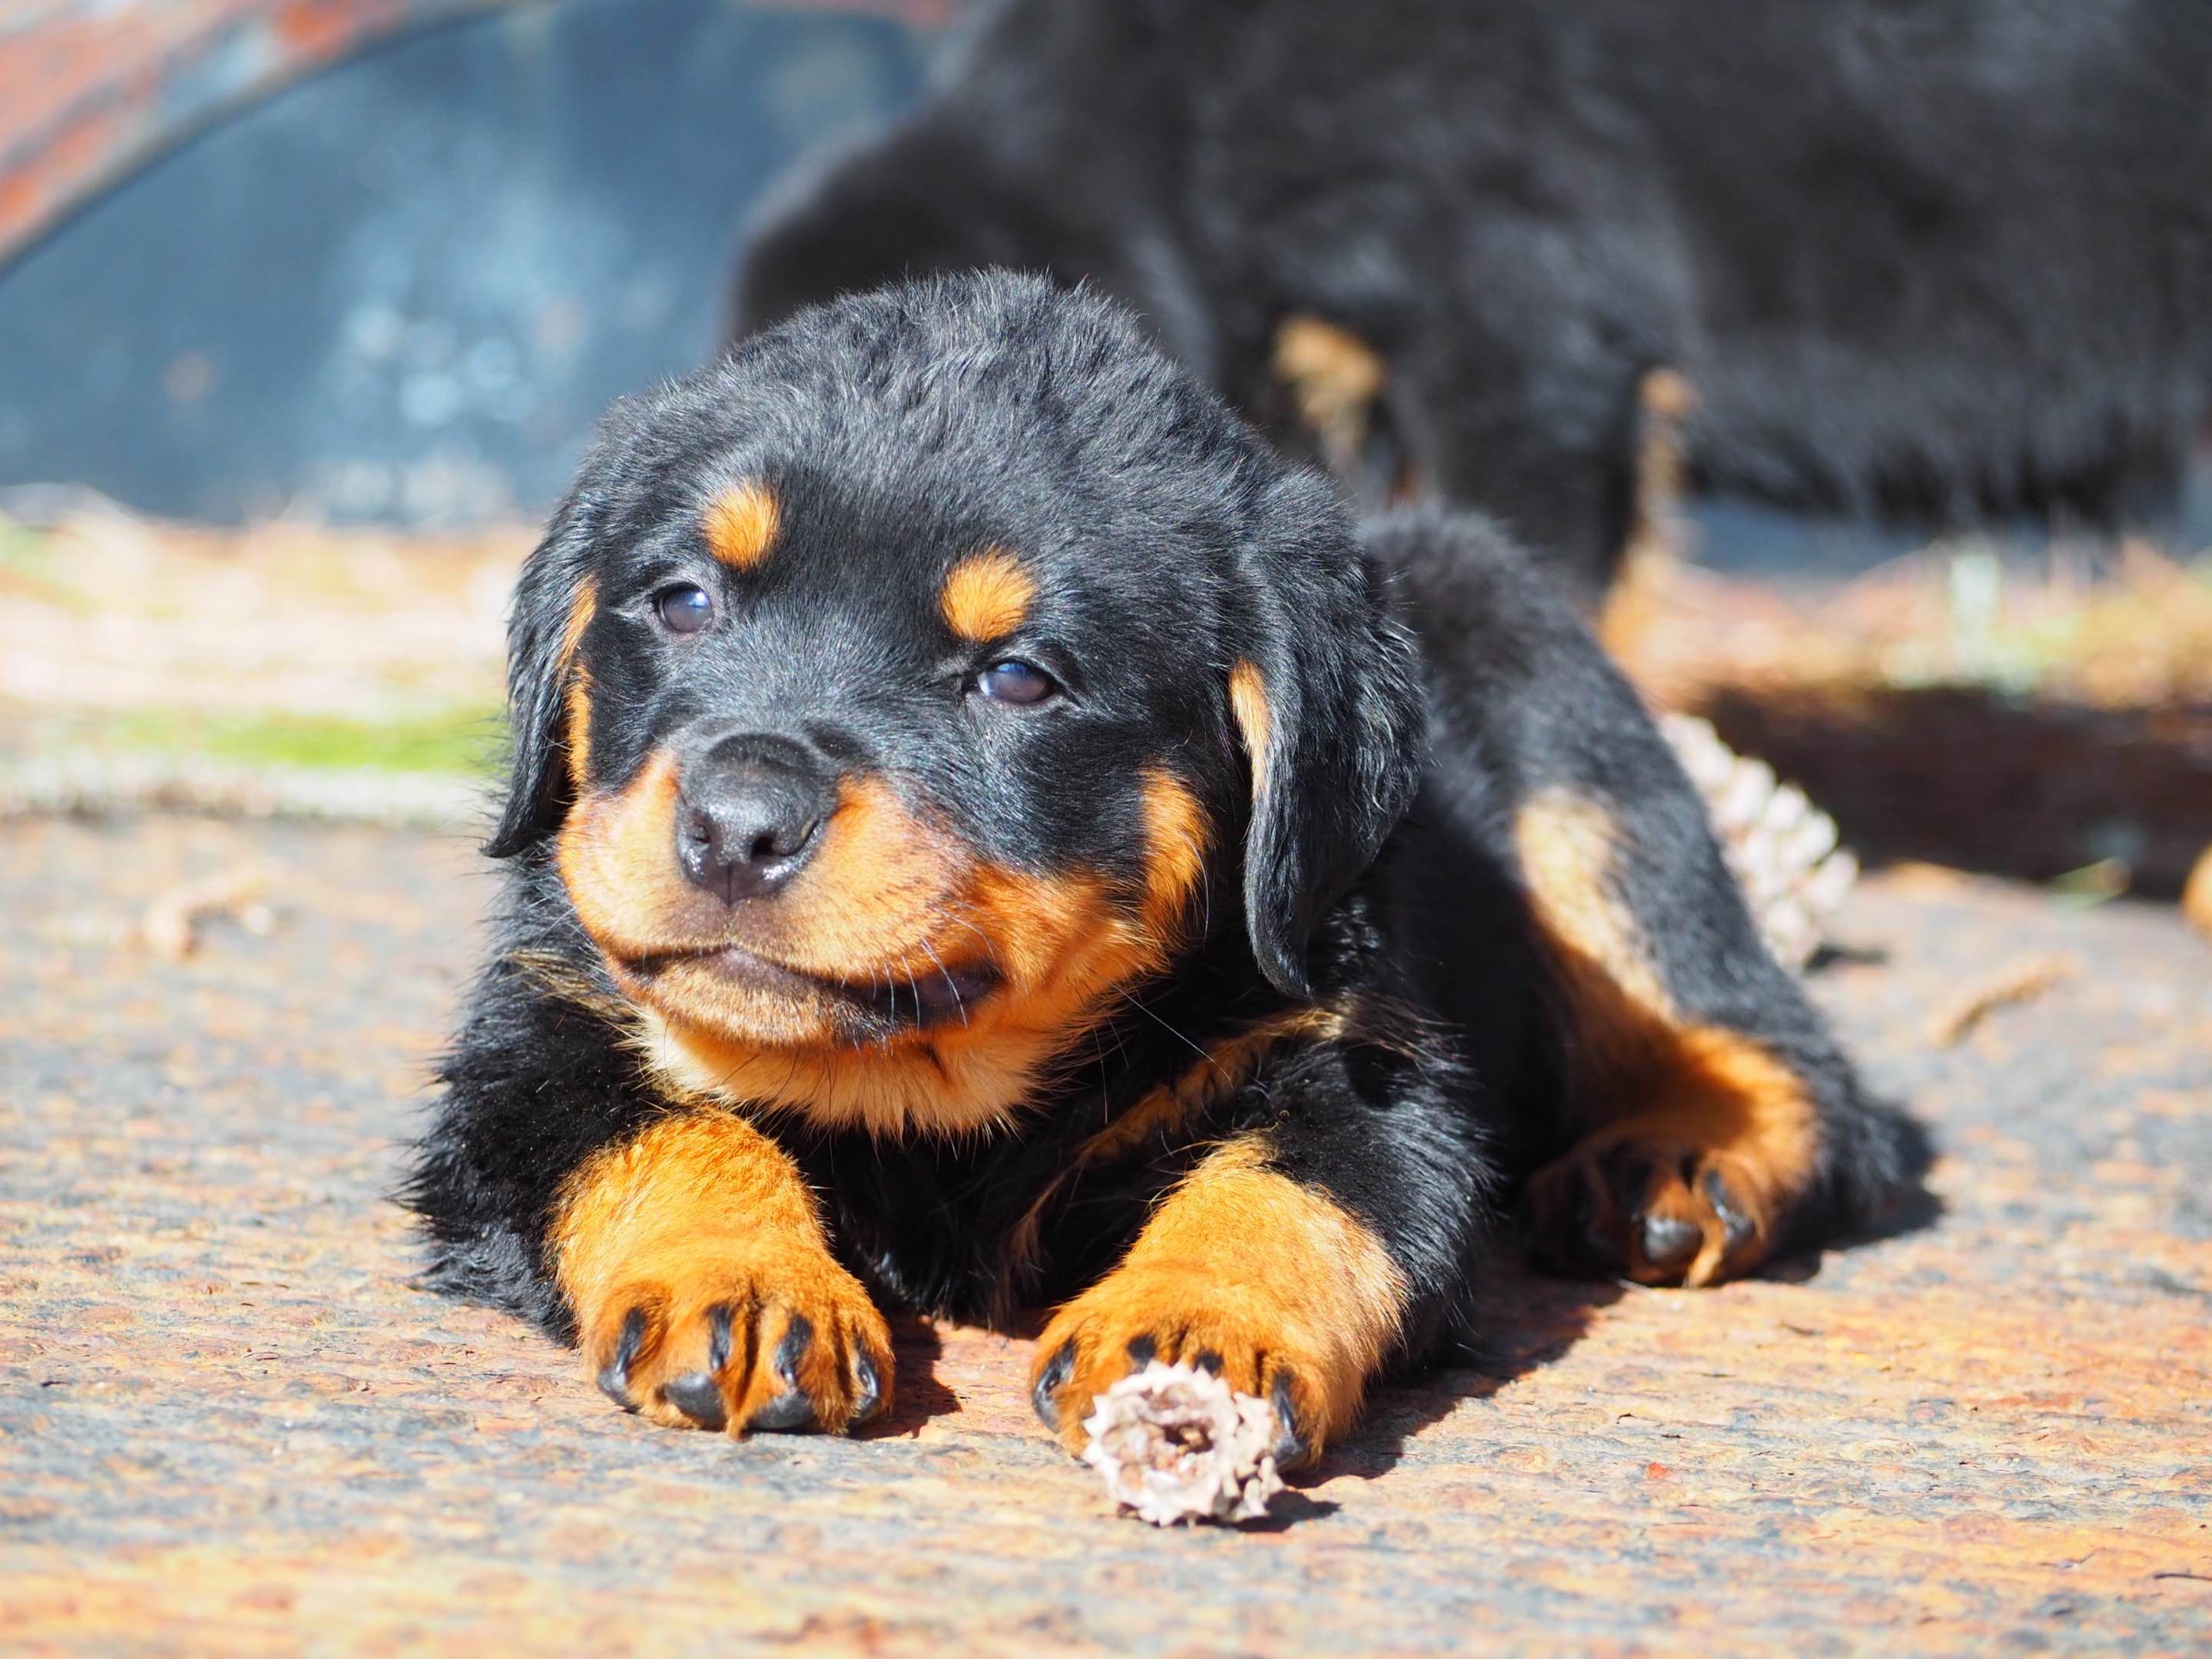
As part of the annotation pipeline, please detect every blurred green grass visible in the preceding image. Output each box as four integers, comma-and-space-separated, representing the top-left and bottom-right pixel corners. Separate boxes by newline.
98, 705, 506, 777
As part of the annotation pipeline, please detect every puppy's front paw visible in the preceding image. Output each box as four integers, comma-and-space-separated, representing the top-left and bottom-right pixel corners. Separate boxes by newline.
581, 1245, 892, 1435
1028, 1267, 1346, 1470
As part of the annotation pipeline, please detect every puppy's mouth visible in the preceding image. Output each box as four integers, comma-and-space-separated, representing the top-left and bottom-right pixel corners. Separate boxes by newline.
624, 942, 1002, 1035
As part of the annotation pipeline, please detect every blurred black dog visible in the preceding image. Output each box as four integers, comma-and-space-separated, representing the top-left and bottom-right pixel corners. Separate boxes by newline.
406, 274, 1922, 1459
734, 0, 2212, 602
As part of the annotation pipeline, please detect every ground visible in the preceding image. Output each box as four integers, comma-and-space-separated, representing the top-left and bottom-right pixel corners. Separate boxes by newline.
2, 815, 2207, 1656
3, 512, 2208, 1650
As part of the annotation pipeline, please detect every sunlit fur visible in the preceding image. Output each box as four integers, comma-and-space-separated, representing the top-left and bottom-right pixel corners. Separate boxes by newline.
938, 548, 1036, 642
1227, 659, 1270, 796
1031, 1133, 1409, 1459
1514, 786, 1820, 1285
999, 1002, 1349, 1301
701, 482, 780, 571
554, 1108, 892, 1432
410, 276, 1925, 1462
556, 581, 598, 794
558, 760, 967, 1041
559, 753, 1210, 1137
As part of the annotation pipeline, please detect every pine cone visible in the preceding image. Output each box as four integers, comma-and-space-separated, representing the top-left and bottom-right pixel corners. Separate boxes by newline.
1661, 714, 1858, 969
1081, 1361, 1286, 1525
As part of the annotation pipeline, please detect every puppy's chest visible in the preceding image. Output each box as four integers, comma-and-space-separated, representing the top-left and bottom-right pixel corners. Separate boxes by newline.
776, 981, 1290, 1323
786, 1084, 1197, 1326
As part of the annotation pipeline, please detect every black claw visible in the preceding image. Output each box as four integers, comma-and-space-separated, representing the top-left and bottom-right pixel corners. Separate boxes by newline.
747, 1387, 820, 1432
851, 1347, 882, 1423
737, 1313, 822, 1433
1031, 1341, 1075, 1429
661, 1371, 728, 1431
1269, 1372, 1310, 1467
705, 1303, 735, 1374
1191, 1349, 1224, 1376
596, 1307, 648, 1411
1124, 1334, 1157, 1366
773, 1313, 814, 1387
1703, 1168, 1757, 1250
1641, 1210, 1701, 1268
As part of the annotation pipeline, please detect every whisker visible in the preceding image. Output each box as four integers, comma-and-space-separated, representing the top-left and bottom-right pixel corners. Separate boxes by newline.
916, 939, 970, 1026
1089, 1024, 1115, 1128
945, 912, 1004, 969
1113, 986, 1213, 1067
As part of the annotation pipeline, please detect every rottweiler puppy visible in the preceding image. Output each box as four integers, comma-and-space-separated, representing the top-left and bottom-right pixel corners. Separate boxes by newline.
733, 0, 2212, 603
407, 273, 1922, 1461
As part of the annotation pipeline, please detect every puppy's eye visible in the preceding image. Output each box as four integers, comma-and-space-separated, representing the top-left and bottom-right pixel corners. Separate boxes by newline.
975, 659, 1057, 705
654, 583, 714, 634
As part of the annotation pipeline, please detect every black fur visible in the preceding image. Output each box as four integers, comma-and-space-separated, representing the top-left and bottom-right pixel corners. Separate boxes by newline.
733, 0, 2212, 601
406, 274, 1922, 1419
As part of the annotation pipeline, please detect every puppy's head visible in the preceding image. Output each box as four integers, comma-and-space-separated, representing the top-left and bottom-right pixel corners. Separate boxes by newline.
496, 273, 1420, 1134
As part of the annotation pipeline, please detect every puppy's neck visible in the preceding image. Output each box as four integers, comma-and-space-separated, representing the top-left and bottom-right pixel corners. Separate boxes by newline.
639, 1007, 1076, 1139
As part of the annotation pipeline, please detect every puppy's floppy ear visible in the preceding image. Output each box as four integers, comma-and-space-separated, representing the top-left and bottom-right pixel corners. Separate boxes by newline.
1229, 475, 1425, 998
485, 491, 600, 859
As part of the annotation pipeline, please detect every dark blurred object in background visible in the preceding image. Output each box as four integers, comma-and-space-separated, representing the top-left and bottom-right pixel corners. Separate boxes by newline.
0, 0, 941, 526
3, 0, 2205, 906
733, 0, 2212, 601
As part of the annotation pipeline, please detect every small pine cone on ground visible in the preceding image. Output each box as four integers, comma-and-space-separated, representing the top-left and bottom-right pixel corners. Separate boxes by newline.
1081, 1362, 1286, 1526
1660, 714, 1859, 970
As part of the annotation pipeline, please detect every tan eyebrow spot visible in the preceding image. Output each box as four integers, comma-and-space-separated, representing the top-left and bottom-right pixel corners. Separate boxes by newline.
702, 482, 780, 571
939, 548, 1035, 641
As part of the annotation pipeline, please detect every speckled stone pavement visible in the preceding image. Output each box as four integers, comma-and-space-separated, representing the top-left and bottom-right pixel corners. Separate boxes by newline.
2, 817, 2207, 1656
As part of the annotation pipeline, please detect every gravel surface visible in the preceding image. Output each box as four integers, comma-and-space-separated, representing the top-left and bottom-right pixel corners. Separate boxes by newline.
2, 817, 2207, 1655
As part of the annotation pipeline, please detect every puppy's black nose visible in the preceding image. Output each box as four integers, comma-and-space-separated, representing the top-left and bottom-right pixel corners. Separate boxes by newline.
675, 736, 833, 903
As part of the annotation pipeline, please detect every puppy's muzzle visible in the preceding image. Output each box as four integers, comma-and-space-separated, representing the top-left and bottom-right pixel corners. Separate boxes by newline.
675, 731, 835, 904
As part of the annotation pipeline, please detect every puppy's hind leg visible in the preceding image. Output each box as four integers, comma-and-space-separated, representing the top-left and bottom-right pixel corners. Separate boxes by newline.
1365, 510, 1926, 1286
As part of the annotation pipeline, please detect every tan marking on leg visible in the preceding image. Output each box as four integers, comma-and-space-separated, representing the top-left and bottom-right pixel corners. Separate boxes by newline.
1030, 1134, 1406, 1466
1274, 313, 1388, 478
1601, 366, 1697, 654
1514, 786, 1672, 1056
553, 1109, 891, 1432
701, 482, 780, 571
939, 548, 1035, 642
1514, 786, 1821, 1283
1532, 1028, 1823, 1285
997, 1003, 1349, 1310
